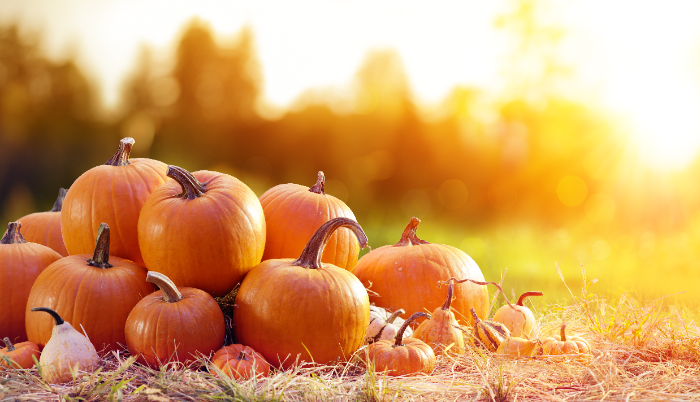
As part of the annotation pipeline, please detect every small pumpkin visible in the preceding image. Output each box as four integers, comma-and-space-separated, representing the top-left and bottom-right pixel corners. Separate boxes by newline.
537, 323, 591, 355
497, 337, 542, 357
366, 312, 436, 376
138, 165, 265, 297
234, 217, 370, 370
367, 307, 410, 344
259, 171, 360, 270
471, 307, 511, 352
18, 188, 68, 256
353, 217, 489, 326
62, 137, 168, 265
0, 222, 62, 343
25, 223, 154, 351
493, 291, 543, 338
30, 307, 99, 384
211, 344, 270, 380
125, 271, 225, 367
412, 278, 465, 356
0, 337, 40, 370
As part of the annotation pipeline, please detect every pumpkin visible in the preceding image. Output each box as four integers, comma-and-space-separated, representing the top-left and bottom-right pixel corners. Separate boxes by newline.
234, 217, 370, 370
493, 291, 543, 338
0, 337, 40, 370
0, 222, 62, 343
366, 312, 436, 376
537, 323, 591, 355
353, 217, 489, 325
138, 165, 265, 297
366, 307, 410, 344
211, 344, 270, 380
471, 307, 510, 352
125, 271, 225, 367
412, 278, 466, 356
61, 137, 168, 265
497, 337, 542, 357
30, 307, 99, 384
25, 223, 155, 351
259, 171, 359, 270
18, 188, 68, 256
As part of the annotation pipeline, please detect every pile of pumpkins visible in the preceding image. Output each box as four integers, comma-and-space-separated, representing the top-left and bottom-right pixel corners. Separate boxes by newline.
0, 137, 591, 382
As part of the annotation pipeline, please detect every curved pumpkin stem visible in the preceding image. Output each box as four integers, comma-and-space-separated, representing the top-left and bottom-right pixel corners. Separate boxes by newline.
0, 222, 27, 244
516, 291, 543, 307
2, 337, 15, 352
105, 137, 135, 166
147, 271, 184, 303
87, 223, 113, 269
437, 278, 457, 311
293, 217, 368, 269
30, 307, 65, 326
50, 188, 68, 212
446, 277, 513, 309
394, 217, 430, 247
386, 309, 405, 324
395, 312, 431, 347
560, 323, 567, 342
168, 166, 207, 200
308, 171, 326, 195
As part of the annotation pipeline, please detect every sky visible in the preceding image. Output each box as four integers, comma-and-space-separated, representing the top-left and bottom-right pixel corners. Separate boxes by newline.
3, 0, 700, 170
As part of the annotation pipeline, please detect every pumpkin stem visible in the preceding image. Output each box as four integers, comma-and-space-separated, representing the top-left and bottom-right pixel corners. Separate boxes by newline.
470, 307, 482, 325
2, 337, 16, 352
237, 351, 250, 361
167, 165, 207, 200
447, 277, 513, 309
395, 312, 431, 347
0, 222, 27, 244
394, 217, 430, 247
50, 188, 68, 212
30, 307, 65, 326
293, 217, 368, 269
87, 223, 113, 269
105, 137, 135, 166
386, 309, 405, 325
308, 171, 326, 195
516, 291, 543, 307
437, 278, 457, 311
560, 323, 567, 342
147, 271, 184, 303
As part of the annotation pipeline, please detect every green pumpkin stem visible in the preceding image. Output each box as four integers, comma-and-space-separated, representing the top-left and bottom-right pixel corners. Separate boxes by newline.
516, 291, 543, 306
560, 323, 567, 342
308, 171, 326, 195
105, 137, 135, 166
87, 223, 113, 269
437, 278, 457, 311
293, 217, 368, 269
30, 307, 65, 326
394, 217, 430, 247
386, 309, 405, 325
50, 188, 68, 212
147, 271, 184, 303
395, 312, 431, 347
167, 166, 207, 200
447, 277, 513, 309
0, 222, 27, 244
2, 337, 16, 352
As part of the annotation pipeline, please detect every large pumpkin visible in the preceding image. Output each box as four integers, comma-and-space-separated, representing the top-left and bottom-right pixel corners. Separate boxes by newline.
0, 222, 62, 343
61, 137, 168, 265
259, 171, 359, 270
234, 217, 370, 370
138, 165, 265, 297
353, 217, 488, 325
25, 223, 154, 351
19, 188, 68, 256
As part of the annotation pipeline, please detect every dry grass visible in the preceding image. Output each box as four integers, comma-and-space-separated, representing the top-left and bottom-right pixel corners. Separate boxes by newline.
4, 267, 700, 402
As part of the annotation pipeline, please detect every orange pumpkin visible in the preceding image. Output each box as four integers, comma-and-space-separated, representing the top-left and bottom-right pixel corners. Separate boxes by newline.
125, 271, 225, 367
211, 344, 270, 380
353, 217, 488, 325
538, 324, 591, 355
61, 137, 168, 265
138, 165, 265, 297
18, 188, 68, 256
0, 337, 40, 370
234, 217, 370, 370
0, 222, 62, 343
412, 278, 466, 356
259, 171, 359, 270
493, 291, 543, 338
25, 223, 154, 351
367, 312, 436, 376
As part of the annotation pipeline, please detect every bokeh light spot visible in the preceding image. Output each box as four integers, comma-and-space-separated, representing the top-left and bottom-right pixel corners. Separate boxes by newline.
557, 176, 588, 206
591, 240, 611, 260
585, 193, 616, 223
439, 179, 469, 210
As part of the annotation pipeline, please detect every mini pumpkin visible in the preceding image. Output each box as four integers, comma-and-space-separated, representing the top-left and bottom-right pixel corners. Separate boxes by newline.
412, 278, 465, 356
18, 188, 68, 256
470, 307, 510, 352
493, 291, 543, 338
211, 344, 270, 380
537, 323, 591, 355
0, 337, 40, 370
366, 312, 436, 376
367, 307, 409, 344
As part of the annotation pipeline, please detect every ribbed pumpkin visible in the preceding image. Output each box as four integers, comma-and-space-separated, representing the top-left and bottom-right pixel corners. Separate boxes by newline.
0, 222, 62, 343
259, 171, 359, 270
234, 217, 370, 370
25, 223, 154, 351
125, 272, 225, 367
353, 217, 488, 325
18, 188, 68, 256
61, 137, 168, 265
211, 344, 270, 380
412, 278, 466, 356
0, 337, 40, 370
138, 165, 265, 297
537, 324, 591, 355
366, 312, 436, 376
